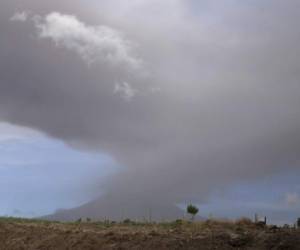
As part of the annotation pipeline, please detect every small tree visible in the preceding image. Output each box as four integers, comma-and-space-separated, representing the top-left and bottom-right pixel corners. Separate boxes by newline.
187, 204, 199, 221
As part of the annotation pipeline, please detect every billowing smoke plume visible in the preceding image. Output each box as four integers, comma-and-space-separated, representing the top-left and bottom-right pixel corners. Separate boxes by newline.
1, 0, 300, 220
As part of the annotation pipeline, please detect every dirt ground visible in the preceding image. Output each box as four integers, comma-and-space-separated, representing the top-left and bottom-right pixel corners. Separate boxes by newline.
0, 219, 299, 250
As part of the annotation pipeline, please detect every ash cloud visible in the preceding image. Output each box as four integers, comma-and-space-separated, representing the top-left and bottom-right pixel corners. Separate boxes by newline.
1, 0, 300, 219
10, 11, 30, 22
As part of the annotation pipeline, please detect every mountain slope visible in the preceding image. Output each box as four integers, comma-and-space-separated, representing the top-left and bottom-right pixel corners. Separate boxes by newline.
44, 196, 185, 222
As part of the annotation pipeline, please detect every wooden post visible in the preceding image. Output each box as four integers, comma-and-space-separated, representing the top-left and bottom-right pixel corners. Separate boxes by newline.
148, 208, 152, 223
254, 213, 258, 223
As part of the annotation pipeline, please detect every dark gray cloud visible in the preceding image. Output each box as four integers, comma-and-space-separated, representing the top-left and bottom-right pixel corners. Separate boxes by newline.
1, 0, 300, 219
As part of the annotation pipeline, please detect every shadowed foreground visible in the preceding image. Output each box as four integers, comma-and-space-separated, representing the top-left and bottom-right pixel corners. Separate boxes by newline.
0, 218, 299, 250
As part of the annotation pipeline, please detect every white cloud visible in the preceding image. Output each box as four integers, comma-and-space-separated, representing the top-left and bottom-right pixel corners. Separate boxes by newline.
33, 12, 142, 70
10, 11, 30, 22
0, 122, 41, 142
285, 193, 300, 207
114, 82, 138, 101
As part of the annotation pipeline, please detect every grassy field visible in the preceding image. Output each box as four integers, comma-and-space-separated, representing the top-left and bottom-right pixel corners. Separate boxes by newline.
0, 217, 299, 249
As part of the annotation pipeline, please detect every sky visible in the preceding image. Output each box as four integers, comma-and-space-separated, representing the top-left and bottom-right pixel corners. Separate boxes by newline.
0, 122, 117, 217
0, 0, 300, 224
